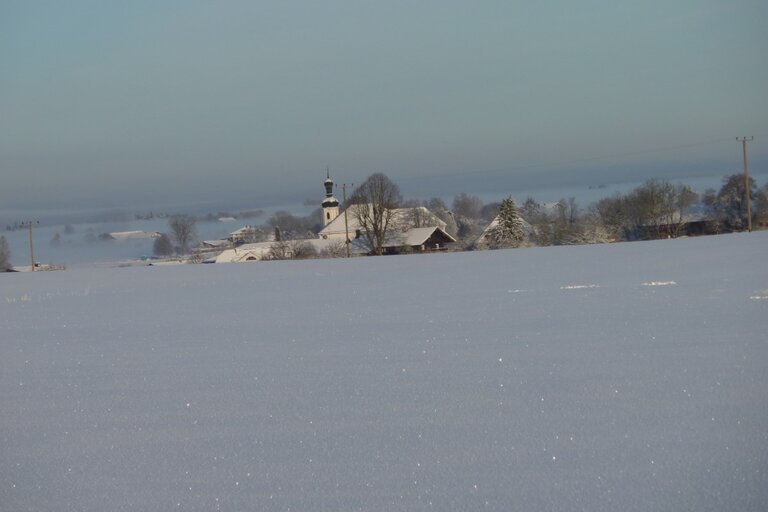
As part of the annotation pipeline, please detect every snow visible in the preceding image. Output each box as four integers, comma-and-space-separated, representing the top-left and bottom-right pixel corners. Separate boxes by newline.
1, 232, 767, 511
2, 219, 233, 268
108, 231, 160, 240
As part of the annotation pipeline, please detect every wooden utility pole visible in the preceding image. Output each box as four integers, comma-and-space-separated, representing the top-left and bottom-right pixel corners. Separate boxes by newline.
341, 183, 353, 258
737, 136, 754, 232
21, 221, 39, 271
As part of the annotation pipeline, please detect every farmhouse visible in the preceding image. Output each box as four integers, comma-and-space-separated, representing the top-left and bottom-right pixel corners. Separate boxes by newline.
228, 225, 265, 244
355, 225, 456, 254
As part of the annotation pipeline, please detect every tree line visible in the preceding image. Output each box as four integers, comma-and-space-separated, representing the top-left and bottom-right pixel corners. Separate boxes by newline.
149, 171, 768, 260
2, 171, 765, 270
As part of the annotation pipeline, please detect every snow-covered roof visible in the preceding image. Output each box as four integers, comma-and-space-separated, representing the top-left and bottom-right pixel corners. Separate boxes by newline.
214, 238, 349, 263
386, 226, 456, 247
319, 205, 447, 239
109, 231, 160, 240
200, 239, 231, 248
229, 225, 258, 237
215, 242, 273, 263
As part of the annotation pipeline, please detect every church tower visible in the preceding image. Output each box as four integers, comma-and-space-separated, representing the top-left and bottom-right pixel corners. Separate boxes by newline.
322, 169, 340, 226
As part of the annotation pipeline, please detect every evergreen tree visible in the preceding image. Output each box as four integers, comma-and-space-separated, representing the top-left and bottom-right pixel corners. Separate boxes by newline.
153, 233, 174, 257
488, 196, 525, 248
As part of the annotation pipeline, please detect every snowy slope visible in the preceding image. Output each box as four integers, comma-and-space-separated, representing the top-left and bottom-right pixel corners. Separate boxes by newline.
1, 233, 767, 511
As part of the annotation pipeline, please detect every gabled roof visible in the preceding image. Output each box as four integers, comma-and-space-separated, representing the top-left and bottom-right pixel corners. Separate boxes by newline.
386, 226, 456, 247
349, 225, 456, 254
229, 225, 258, 237
200, 239, 232, 248
319, 205, 447, 239
215, 242, 273, 263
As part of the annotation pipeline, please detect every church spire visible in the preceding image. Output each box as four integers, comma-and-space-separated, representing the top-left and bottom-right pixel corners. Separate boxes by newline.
322, 168, 340, 226
324, 166, 334, 198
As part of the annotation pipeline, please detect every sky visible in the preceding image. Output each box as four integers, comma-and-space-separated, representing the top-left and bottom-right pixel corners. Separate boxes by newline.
1, 0, 767, 213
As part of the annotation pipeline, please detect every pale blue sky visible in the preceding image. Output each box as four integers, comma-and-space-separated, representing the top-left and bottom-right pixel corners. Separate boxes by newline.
1, 0, 766, 211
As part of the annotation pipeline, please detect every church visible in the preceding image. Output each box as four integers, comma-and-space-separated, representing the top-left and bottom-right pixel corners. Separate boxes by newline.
318, 172, 456, 254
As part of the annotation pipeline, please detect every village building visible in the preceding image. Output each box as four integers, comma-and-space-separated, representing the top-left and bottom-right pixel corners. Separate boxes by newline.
206, 172, 455, 263
634, 214, 721, 240
199, 239, 232, 250
318, 172, 454, 253
214, 238, 346, 263
350, 225, 456, 255
214, 242, 274, 263
228, 225, 265, 244
319, 204, 448, 241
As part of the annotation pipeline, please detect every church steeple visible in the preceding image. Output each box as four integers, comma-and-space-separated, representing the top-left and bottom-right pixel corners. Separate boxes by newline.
321, 168, 340, 226
324, 168, 335, 197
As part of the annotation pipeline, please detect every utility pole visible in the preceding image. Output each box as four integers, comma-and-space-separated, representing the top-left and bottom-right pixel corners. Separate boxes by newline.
341, 183, 353, 258
737, 136, 754, 232
21, 220, 39, 271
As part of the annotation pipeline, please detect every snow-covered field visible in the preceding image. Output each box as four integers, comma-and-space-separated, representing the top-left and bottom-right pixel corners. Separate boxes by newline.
1, 233, 766, 511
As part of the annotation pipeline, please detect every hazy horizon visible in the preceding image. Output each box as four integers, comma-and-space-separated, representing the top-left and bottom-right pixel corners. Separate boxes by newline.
2, 1, 766, 214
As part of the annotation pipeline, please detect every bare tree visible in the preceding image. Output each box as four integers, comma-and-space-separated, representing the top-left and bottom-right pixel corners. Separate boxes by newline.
319, 240, 347, 258
349, 173, 402, 255
590, 180, 698, 240
520, 197, 541, 220
755, 182, 768, 222
426, 197, 447, 211
666, 184, 698, 237
265, 240, 317, 261
480, 202, 501, 222
0, 236, 11, 272
268, 210, 318, 238
168, 215, 197, 254
625, 180, 698, 239
452, 193, 483, 220
265, 240, 291, 260
558, 197, 580, 227
289, 240, 317, 260
591, 194, 630, 240
715, 173, 759, 230
401, 199, 442, 228
430, 206, 458, 237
